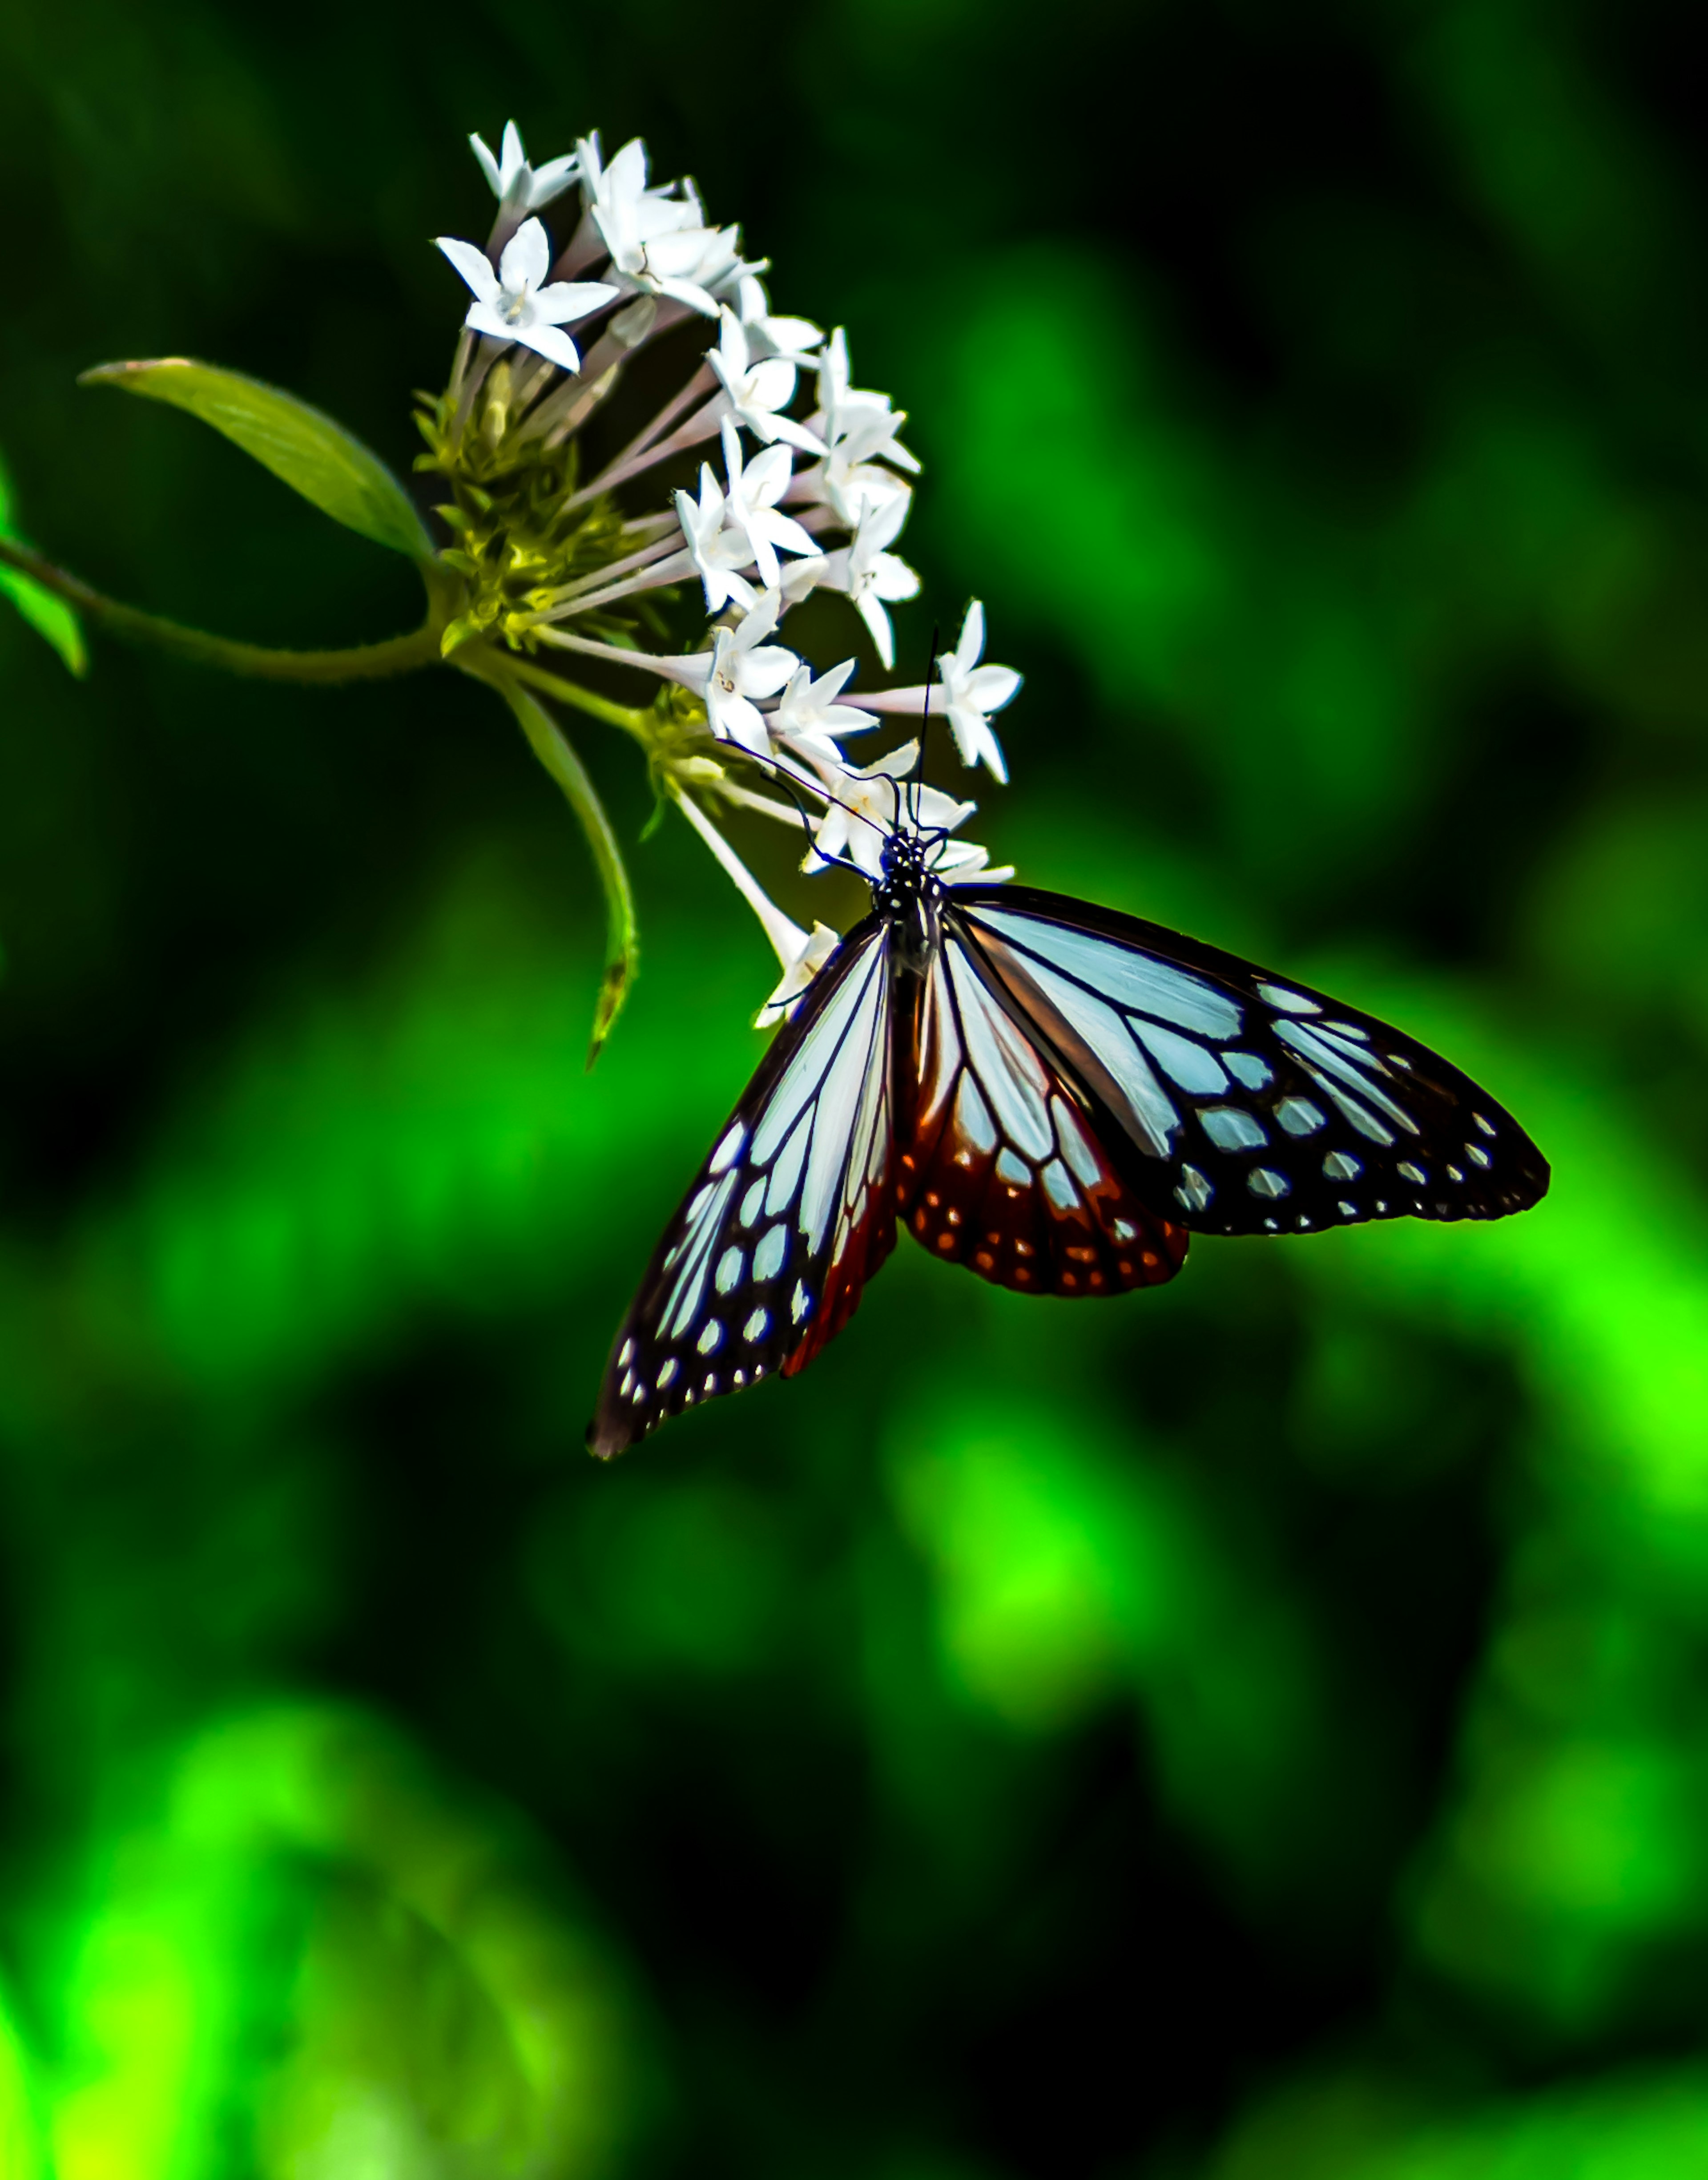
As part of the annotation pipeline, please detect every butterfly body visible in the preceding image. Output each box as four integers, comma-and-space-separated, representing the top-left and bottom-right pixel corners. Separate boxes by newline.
588, 832, 1548, 1458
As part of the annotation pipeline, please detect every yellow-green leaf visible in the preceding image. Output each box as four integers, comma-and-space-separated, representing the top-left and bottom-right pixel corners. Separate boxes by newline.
82, 358, 436, 564
497, 679, 639, 1065
0, 447, 87, 676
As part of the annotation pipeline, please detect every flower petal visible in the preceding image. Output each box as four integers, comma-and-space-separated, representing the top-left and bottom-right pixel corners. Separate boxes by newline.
963, 663, 1022, 711
500, 217, 551, 295
856, 592, 896, 670
528, 152, 579, 208
470, 134, 503, 198
953, 600, 986, 671
516, 322, 582, 373
533, 279, 620, 326
436, 236, 500, 304
463, 300, 518, 344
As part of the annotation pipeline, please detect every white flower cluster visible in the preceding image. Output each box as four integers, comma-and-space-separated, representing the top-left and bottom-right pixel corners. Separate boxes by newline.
435, 123, 1024, 1008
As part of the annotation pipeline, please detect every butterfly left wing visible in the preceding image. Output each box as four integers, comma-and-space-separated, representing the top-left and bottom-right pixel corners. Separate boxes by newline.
589, 918, 897, 1458
893, 927, 1190, 1295
950, 886, 1549, 1238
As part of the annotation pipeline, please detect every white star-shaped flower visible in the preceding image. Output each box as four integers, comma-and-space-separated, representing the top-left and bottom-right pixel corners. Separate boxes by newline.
674, 464, 759, 616
815, 495, 919, 669
577, 135, 741, 317
720, 420, 820, 593
470, 121, 578, 220
938, 601, 1021, 782
772, 658, 877, 763
757, 920, 842, 1026
806, 743, 974, 879
708, 310, 826, 454
799, 328, 921, 523
738, 274, 824, 366
702, 592, 798, 755
435, 220, 617, 372
578, 136, 700, 269
646, 223, 752, 317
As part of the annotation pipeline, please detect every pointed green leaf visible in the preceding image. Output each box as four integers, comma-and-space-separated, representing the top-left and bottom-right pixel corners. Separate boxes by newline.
82, 358, 436, 564
498, 680, 639, 1065
0, 448, 87, 675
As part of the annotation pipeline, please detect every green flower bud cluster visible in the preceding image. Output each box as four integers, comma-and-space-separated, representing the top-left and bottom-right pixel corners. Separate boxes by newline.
415, 359, 664, 661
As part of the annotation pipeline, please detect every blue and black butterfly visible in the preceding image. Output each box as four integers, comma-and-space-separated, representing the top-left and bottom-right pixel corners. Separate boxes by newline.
589, 797, 1548, 1457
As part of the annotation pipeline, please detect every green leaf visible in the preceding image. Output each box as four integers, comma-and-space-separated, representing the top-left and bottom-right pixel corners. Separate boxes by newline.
82, 358, 436, 564
0, 448, 87, 676
497, 679, 639, 1065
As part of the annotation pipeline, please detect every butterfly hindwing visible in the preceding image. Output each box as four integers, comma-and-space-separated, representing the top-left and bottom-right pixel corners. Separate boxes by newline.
894, 931, 1189, 1295
589, 919, 897, 1458
951, 886, 1549, 1238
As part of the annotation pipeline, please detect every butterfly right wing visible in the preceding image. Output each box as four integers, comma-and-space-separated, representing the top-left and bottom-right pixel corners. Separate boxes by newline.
950, 886, 1549, 1237
893, 925, 1190, 1296
588, 916, 896, 1458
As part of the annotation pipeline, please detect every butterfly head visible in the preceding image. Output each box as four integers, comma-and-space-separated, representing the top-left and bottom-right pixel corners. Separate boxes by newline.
872, 824, 945, 971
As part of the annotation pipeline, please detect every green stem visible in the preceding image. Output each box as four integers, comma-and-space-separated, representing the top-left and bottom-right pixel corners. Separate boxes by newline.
499, 657, 654, 743
486, 669, 640, 1066
0, 536, 444, 682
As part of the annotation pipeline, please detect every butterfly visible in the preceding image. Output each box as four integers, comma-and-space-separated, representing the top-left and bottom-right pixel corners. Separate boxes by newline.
588, 800, 1549, 1457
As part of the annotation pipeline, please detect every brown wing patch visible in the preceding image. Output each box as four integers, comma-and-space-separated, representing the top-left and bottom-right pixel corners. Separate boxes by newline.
896, 947, 1188, 1297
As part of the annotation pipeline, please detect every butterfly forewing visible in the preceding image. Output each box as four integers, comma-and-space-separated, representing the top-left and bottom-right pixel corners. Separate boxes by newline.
589, 919, 897, 1458
950, 887, 1549, 1237
894, 933, 1189, 1295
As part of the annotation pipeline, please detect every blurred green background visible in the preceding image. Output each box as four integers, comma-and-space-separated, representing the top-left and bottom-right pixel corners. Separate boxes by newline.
4, 0, 1708, 2173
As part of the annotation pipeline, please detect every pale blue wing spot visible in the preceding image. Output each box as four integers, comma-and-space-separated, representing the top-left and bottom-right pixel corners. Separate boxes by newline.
765, 1110, 811, 1218
754, 1224, 789, 1282
1051, 1096, 1102, 1188
1313, 1075, 1396, 1145
1040, 1158, 1077, 1212
1248, 1167, 1290, 1199
1131, 1017, 1228, 1094
1200, 1107, 1267, 1152
955, 1070, 999, 1156
1275, 1097, 1326, 1137
1257, 982, 1320, 1015
1225, 1052, 1272, 1090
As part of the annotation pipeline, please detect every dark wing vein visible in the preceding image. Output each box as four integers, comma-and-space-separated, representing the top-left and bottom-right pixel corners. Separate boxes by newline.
588, 918, 896, 1457
950, 886, 1549, 1238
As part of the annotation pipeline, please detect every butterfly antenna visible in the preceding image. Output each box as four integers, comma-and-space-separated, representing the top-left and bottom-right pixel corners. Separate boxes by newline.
760, 753, 868, 880
909, 622, 940, 834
